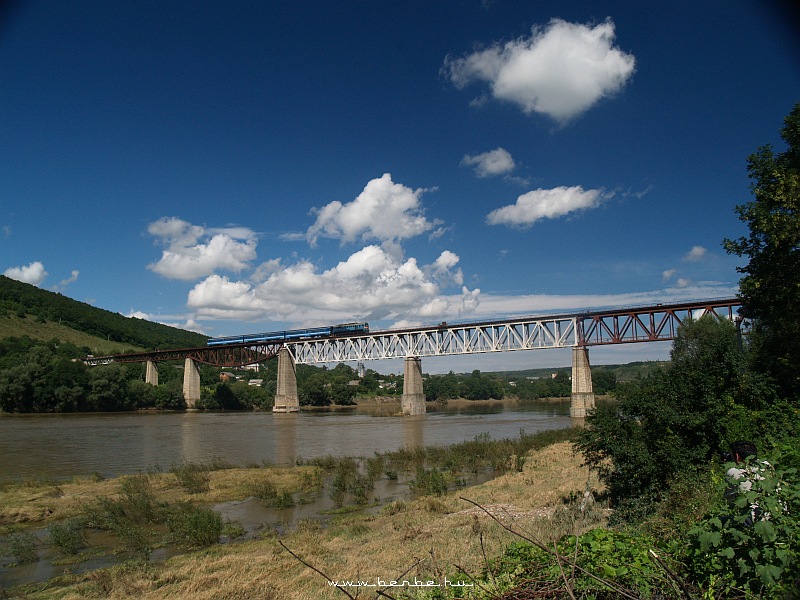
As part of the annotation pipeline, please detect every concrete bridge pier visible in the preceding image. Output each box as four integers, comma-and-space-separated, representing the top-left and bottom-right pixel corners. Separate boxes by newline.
273, 347, 299, 413
401, 356, 426, 415
571, 346, 595, 418
183, 358, 201, 409
145, 360, 159, 386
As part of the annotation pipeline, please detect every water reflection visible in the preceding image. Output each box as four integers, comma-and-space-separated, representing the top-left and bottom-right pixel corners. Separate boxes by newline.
0, 401, 571, 480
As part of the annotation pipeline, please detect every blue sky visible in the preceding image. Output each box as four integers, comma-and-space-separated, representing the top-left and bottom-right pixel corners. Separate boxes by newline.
2, 1, 798, 373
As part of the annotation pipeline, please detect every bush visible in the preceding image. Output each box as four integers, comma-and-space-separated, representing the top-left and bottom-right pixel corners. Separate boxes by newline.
49, 518, 87, 555
4, 528, 39, 564
684, 458, 800, 596
171, 461, 211, 494
575, 317, 775, 521
166, 503, 222, 547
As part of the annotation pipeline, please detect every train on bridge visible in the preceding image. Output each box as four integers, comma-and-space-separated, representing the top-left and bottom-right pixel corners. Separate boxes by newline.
206, 322, 370, 346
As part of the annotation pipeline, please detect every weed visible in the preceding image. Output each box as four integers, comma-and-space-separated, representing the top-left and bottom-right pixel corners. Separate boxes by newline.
166, 502, 222, 548
4, 528, 39, 563
171, 461, 211, 494
270, 491, 295, 509
48, 518, 87, 555
221, 519, 245, 539
247, 476, 278, 501
409, 467, 448, 497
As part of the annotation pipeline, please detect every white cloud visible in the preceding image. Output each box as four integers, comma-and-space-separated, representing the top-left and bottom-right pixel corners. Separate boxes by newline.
683, 245, 708, 262
51, 270, 80, 292
147, 217, 257, 280
127, 310, 206, 334
662, 268, 677, 282
305, 174, 439, 246
4, 261, 48, 286
443, 18, 635, 123
440, 282, 739, 320
486, 186, 607, 228
186, 245, 465, 323
461, 147, 515, 177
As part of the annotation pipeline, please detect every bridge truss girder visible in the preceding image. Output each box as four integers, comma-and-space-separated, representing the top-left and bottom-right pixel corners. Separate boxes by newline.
577, 299, 741, 346
86, 343, 283, 368
289, 317, 578, 364
84, 298, 741, 368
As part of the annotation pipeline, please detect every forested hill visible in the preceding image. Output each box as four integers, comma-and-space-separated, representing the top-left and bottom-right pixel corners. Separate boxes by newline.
0, 275, 207, 350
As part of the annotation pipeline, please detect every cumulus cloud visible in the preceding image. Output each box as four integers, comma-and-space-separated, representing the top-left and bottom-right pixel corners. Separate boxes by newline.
662, 268, 677, 282
51, 270, 80, 292
147, 217, 257, 280
461, 147, 515, 177
305, 173, 441, 246
486, 186, 607, 228
442, 18, 635, 123
4, 261, 48, 286
127, 310, 206, 334
683, 245, 708, 262
187, 245, 465, 323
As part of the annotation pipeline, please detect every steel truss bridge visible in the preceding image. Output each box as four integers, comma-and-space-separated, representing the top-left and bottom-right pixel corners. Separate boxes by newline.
85, 298, 742, 369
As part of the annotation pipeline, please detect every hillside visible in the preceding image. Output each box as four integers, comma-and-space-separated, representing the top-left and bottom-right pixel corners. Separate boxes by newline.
0, 275, 207, 352
486, 360, 669, 382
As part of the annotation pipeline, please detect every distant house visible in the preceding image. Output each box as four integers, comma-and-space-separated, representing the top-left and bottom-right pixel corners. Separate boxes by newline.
248, 379, 264, 387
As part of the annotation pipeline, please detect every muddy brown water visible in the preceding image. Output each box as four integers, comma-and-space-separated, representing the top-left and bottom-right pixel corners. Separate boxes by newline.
0, 400, 572, 588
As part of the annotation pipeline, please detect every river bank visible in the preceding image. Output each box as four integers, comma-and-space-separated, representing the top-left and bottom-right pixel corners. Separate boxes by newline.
2, 433, 605, 599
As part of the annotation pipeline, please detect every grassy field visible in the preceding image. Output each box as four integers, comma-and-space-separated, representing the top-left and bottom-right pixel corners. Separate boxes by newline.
3, 440, 604, 599
0, 314, 143, 356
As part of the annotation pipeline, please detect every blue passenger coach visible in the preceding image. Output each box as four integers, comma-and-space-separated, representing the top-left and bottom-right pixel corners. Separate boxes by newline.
207, 322, 369, 346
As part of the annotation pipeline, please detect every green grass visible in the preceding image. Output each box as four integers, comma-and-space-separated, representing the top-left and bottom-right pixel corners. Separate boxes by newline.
0, 314, 143, 355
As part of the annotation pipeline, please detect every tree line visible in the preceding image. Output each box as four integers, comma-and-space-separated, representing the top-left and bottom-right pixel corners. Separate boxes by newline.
0, 335, 617, 413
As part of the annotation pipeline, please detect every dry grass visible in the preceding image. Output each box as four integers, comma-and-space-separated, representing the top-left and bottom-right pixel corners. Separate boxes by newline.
14, 442, 604, 600
0, 466, 319, 528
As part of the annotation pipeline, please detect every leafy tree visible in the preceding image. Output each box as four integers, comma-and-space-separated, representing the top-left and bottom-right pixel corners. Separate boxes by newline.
575, 316, 772, 521
723, 102, 800, 399
461, 369, 504, 400
424, 371, 461, 401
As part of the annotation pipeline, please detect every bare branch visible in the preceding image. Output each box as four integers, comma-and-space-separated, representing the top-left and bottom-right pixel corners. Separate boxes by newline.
459, 496, 641, 600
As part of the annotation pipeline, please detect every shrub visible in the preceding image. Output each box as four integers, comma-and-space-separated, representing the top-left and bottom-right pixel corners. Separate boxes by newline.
166, 503, 222, 547
171, 461, 211, 494
49, 518, 87, 555
409, 467, 448, 497
4, 528, 39, 564
684, 459, 800, 596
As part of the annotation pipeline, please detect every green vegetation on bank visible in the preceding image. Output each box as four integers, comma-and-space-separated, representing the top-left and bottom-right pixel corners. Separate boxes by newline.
0, 275, 208, 350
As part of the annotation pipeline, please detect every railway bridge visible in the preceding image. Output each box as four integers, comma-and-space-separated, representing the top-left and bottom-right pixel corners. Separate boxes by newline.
85, 298, 742, 418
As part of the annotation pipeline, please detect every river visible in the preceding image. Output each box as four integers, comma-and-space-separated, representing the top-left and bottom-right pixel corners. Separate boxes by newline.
0, 400, 572, 480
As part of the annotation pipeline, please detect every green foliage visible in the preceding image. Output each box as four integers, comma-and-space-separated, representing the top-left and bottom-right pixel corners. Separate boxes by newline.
575, 316, 775, 521
723, 102, 800, 399
171, 462, 211, 494
685, 458, 800, 596
48, 518, 87, 555
0, 274, 207, 350
409, 466, 449, 497
3, 527, 39, 564
82, 474, 163, 558
480, 529, 676, 599
165, 503, 222, 548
